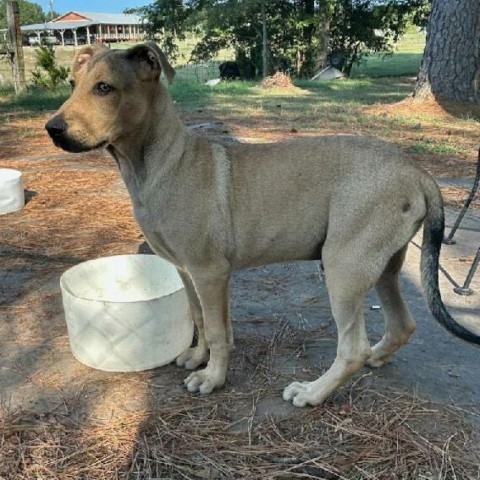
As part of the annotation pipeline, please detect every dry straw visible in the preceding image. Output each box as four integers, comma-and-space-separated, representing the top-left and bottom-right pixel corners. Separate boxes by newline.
1, 385, 479, 479
261, 72, 295, 89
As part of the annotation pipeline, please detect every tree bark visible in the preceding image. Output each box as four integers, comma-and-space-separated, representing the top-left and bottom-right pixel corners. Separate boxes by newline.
318, 0, 332, 70
261, 0, 268, 78
414, 0, 480, 105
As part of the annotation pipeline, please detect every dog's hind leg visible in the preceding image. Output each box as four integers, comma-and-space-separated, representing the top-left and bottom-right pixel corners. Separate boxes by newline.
366, 246, 416, 368
183, 267, 233, 394
283, 243, 374, 407
176, 270, 210, 370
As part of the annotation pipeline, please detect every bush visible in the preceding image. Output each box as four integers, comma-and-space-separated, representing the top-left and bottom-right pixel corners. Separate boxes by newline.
31, 45, 69, 90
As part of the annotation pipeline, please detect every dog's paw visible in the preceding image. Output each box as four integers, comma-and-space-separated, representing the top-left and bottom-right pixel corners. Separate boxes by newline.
365, 345, 391, 368
365, 356, 386, 368
176, 346, 209, 370
184, 367, 225, 395
283, 381, 323, 408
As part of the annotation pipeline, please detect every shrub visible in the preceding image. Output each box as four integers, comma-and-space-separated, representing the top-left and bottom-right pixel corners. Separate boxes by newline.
31, 45, 69, 90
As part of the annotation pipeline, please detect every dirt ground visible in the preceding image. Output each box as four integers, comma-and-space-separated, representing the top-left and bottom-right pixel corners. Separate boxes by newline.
1, 106, 480, 478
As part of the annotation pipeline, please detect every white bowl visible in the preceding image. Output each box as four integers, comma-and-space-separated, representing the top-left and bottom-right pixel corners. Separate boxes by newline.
60, 255, 193, 372
0, 168, 24, 215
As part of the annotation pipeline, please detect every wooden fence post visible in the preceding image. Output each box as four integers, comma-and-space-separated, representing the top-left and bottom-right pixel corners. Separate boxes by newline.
6, 0, 26, 94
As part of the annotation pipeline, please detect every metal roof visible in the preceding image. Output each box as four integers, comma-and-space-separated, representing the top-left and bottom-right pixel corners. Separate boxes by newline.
22, 21, 93, 31
65, 12, 142, 25
21, 11, 142, 32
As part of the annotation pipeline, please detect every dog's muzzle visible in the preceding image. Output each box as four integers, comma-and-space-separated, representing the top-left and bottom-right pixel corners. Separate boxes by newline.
45, 115, 104, 153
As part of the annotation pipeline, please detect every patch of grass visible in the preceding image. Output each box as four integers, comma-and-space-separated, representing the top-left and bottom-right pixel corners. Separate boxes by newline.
0, 81, 15, 96
351, 28, 425, 78
296, 77, 414, 105
351, 52, 423, 78
166, 76, 422, 137
394, 29, 427, 53
407, 141, 466, 156
170, 76, 256, 110
0, 85, 70, 112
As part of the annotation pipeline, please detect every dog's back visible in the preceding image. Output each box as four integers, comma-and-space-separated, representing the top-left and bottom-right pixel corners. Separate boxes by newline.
222, 135, 428, 267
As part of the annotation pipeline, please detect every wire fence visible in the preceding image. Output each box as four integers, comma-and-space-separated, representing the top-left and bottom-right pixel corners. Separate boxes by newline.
0, 52, 18, 90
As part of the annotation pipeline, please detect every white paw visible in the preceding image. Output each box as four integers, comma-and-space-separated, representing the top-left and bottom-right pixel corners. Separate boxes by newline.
176, 346, 209, 370
365, 346, 390, 368
184, 367, 225, 394
365, 356, 386, 368
283, 381, 320, 407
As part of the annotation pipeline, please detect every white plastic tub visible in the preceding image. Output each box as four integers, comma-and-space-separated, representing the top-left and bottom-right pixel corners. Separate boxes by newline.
0, 168, 24, 215
60, 255, 193, 372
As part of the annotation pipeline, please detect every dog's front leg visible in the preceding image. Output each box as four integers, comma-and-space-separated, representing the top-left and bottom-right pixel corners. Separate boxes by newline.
176, 270, 209, 370
183, 268, 233, 394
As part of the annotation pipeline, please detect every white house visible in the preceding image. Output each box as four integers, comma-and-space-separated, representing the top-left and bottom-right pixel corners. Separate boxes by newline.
21, 11, 145, 46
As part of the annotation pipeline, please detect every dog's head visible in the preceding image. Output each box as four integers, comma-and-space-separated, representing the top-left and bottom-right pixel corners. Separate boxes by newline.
45, 42, 175, 153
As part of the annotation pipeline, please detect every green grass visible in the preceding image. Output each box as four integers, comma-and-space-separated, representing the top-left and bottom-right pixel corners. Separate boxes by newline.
407, 142, 467, 156
166, 75, 422, 138
351, 52, 423, 78
295, 76, 414, 105
393, 29, 427, 53
0, 74, 413, 120
351, 29, 425, 78
0, 85, 70, 112
0, 81, 15, 95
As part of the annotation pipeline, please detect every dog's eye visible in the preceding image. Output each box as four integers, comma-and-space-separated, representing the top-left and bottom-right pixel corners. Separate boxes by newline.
94, 82, 114, 96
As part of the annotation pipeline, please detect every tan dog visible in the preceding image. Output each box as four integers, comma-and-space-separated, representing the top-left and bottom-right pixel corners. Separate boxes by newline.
46, 42, 480, 407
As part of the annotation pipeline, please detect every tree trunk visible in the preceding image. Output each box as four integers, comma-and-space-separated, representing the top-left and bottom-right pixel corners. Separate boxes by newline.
299, 0, 315, 76
318, 1, 332, 70
261, 0, 268, 78
414, 0, 480, 105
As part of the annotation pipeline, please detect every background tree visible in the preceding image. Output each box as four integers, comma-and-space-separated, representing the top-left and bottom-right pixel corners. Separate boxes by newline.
0, 0, 46, 29
329, 0, 424, 76
191, 0, 305, 78
317, 0, 334, 70
414, 0, 480, 108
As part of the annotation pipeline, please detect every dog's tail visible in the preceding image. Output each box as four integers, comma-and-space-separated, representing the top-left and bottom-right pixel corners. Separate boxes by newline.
420, 178, 480, 344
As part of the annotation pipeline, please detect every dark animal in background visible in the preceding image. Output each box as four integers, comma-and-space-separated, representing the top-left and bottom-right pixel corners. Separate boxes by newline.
219, 61, 241, 80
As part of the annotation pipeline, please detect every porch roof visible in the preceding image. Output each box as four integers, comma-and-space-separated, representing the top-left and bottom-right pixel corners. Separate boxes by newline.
21, 11, 142, 33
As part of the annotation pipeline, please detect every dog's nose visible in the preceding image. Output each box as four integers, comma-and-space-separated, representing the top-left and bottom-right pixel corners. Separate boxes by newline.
45, 116, 68, 137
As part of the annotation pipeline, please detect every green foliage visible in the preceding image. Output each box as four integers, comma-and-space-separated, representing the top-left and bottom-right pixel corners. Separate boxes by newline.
410, 0, 431, 28
31, 45, 69, 90
133, 0, 430, 79
126, 0, 199, 61
0, 0, 46, 29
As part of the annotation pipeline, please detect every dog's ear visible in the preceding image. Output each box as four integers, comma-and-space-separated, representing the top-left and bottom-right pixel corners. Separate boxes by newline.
126, 42, 176, 85
72, 43, 108, 74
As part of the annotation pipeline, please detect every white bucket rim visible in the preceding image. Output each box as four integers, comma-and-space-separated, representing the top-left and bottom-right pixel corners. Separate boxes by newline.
60, 254, 184, 304
0, 168, 23, 182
